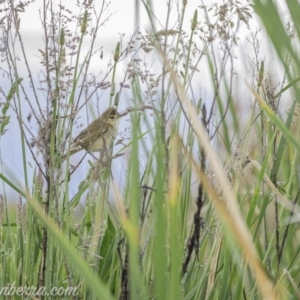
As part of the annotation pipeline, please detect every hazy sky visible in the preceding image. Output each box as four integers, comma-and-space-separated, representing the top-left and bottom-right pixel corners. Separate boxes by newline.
0, 0, 290, 201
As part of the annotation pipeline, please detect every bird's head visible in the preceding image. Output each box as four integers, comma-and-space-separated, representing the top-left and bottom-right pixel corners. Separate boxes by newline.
102, 107, 120, 125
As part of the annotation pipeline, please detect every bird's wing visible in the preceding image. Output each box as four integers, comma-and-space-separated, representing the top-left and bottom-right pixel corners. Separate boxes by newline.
73, 121, 111, 149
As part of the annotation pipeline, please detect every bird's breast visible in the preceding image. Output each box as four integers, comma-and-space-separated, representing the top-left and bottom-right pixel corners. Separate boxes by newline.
90, 137, 105, 152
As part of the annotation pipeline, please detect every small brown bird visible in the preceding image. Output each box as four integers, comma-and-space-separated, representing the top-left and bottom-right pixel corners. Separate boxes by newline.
63, 107, 120, 160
